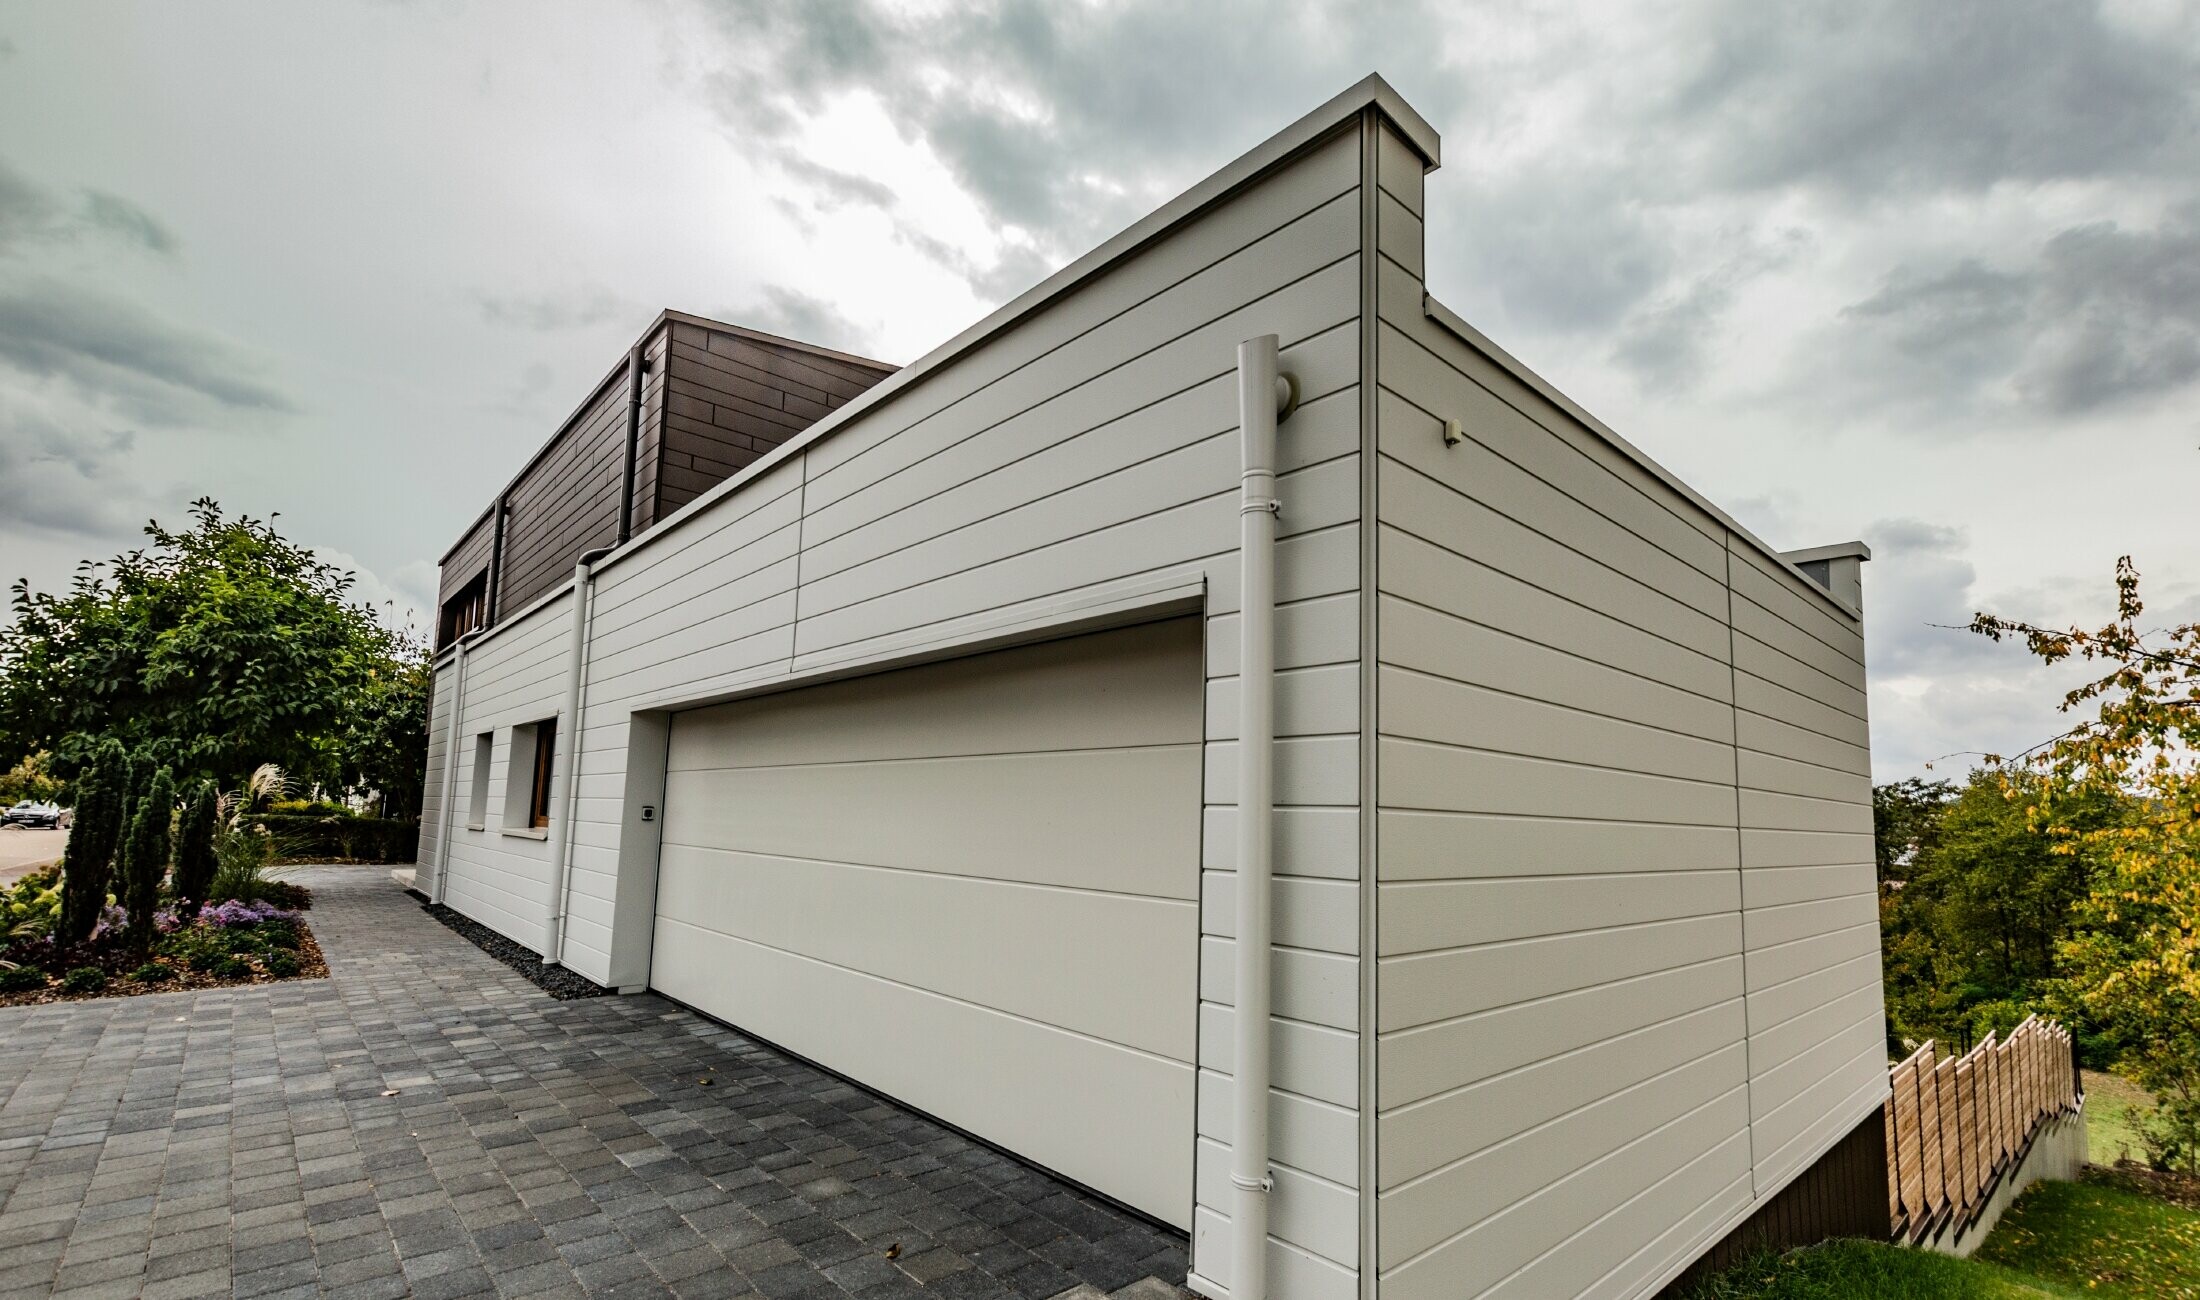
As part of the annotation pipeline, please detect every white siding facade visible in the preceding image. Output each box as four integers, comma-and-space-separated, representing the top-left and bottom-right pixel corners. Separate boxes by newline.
1365, 112, 1884, 1300
418, 77, 1883, 1300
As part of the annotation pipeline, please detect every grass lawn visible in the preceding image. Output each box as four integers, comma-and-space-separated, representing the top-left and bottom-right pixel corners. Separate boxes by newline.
2087, 1069, 2160, 1165
1686, 1169, 2200, 1299
1680, 1240, 2084, 1298
1975, 1172, 2200, 1297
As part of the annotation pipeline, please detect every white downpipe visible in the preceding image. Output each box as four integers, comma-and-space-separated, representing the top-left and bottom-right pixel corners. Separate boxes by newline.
1232, 334, 1291, 1300
544, 551, 608, 967
431, 632, 477, 906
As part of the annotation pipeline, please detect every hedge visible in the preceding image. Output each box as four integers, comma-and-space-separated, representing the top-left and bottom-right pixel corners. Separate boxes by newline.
253, 813, 419, 863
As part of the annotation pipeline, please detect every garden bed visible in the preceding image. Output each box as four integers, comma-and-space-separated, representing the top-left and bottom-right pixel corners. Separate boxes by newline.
0, 871, 327, 1006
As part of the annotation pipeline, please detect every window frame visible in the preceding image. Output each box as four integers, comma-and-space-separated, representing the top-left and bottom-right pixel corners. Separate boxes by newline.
525, 717, 557, 830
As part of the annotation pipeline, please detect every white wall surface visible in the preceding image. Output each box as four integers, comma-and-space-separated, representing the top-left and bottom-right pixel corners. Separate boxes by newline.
1367, 114, 1884, 1300
418, 93, 1420, 1300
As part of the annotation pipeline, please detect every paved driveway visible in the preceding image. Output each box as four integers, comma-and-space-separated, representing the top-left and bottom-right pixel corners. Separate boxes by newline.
0, 867, 1189, 1300
0, 828, 66, 887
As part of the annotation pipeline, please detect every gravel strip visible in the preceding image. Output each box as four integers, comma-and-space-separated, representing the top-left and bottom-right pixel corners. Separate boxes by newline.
419, 899, 610, 999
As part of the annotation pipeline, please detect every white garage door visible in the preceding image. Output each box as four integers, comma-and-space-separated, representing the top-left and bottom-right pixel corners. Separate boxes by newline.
652, 617, 1204, 1227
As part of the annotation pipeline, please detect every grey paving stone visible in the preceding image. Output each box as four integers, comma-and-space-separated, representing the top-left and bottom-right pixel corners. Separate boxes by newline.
0, 868, 1187, 1300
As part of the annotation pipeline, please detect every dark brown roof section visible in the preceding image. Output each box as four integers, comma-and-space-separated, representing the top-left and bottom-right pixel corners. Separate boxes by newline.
435, 310, 895, 646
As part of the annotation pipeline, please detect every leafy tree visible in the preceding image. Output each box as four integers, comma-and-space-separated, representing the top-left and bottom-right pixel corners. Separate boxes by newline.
0, 752, 62, 806
1878, 772, 2120, 1051
1874, 777, 1956, 884
173, 780, 218, 917
1971, 557, 2200, 1169
57, 739, 124, 945
119, 767, 174, 959
0, 498, 414, 796
334, 622, 430, 819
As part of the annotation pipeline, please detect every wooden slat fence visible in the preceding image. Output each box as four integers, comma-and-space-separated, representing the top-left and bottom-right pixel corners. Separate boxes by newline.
1883, 1015, 2082, 1241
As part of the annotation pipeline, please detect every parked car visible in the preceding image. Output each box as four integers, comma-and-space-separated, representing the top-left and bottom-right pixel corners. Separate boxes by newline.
2, 801, 66, 828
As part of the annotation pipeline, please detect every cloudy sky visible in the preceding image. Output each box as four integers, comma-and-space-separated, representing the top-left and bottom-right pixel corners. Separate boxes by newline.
2, 0, 2196, 779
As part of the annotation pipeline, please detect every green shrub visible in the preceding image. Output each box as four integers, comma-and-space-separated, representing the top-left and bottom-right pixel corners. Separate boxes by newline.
262, 925, 300, 951
253, 813, 417, 863
120, 767, 175, 959
172, 781, 219, 916
0, 870, 62, 944
60, 966, 106, 994
129, 961, 173, 983
268, 799, 352, 817
209, 822, 275, 901
0, 964, 46, 992
263, 949, 300, 978
58, 740, 125, 945
210, 956, 252, 980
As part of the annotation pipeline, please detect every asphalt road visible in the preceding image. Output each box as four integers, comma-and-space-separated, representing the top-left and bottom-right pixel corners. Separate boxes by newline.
0, 826, 65, 886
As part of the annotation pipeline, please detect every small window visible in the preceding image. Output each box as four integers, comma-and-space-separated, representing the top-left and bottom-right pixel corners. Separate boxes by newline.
525, 718, 557, 829
439, 571, 487, 648
467, 733, 493, 828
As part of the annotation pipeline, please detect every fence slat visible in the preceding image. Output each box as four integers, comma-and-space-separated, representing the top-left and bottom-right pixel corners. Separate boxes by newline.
1885, 1019, 2081, 1241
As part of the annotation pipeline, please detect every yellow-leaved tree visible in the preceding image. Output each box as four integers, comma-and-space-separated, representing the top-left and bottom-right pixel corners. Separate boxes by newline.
1972, 558, 2200, 1168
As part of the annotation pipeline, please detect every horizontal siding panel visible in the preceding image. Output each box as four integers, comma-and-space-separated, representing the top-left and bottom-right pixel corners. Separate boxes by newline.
1378, 956, 1743, 1110
1377, 809, 1739, 882
1204, 806, 1360, 881
1380, 1043, 1747, 1267
1381, 738, 1738, 827
1200, 937, 1358, 1031
1200, 1003, 1358, 1110
1743, 921, 1880, 995
1197, 1070, 1357, 1187
1379, 909, 1742, 1032
1378, 871, 1738, 959
1741, 788, 1875, 836
1379, 458, 1729, 662
1379, 998, 1746, 1189
1382, 1086, 1750, 1297
1381, 596, 1734, 744
1375, 313, 1727, 569
1195, 1138, 1356, 1268
1201, 872, 1360, 955
1737, 709, 1871, 777
1379, 665, 1734, 786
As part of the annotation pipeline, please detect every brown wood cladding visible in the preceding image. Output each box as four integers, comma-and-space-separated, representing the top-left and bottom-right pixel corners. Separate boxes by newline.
439, 512, 495, 612
497, 376, 629, 616
436, 314, 893, 636
1655, 1110, 1891, 1295
653, 322, 891, 519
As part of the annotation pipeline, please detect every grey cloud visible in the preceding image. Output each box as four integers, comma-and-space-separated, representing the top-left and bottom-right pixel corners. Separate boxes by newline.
1458, 172, 1671, 334
0, 156, 184, 257
1611, 228, 1809, 388
2021, 208, 2200, 411
475, 285, 628, 332
696, 0, 1469, 295
0, 157, 59, 251
0, 279, 292, 423
775, 155, 896, 212
0, 407, 141, 538
1667, 0, 2200, 198
1861, 517, 1995, 678
727, 285, 877, 357
1827, 204, 2200, 416
80, 189, 179, 255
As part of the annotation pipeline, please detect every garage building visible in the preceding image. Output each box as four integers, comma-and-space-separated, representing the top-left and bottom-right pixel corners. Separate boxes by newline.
418, 75, 1887, 1300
